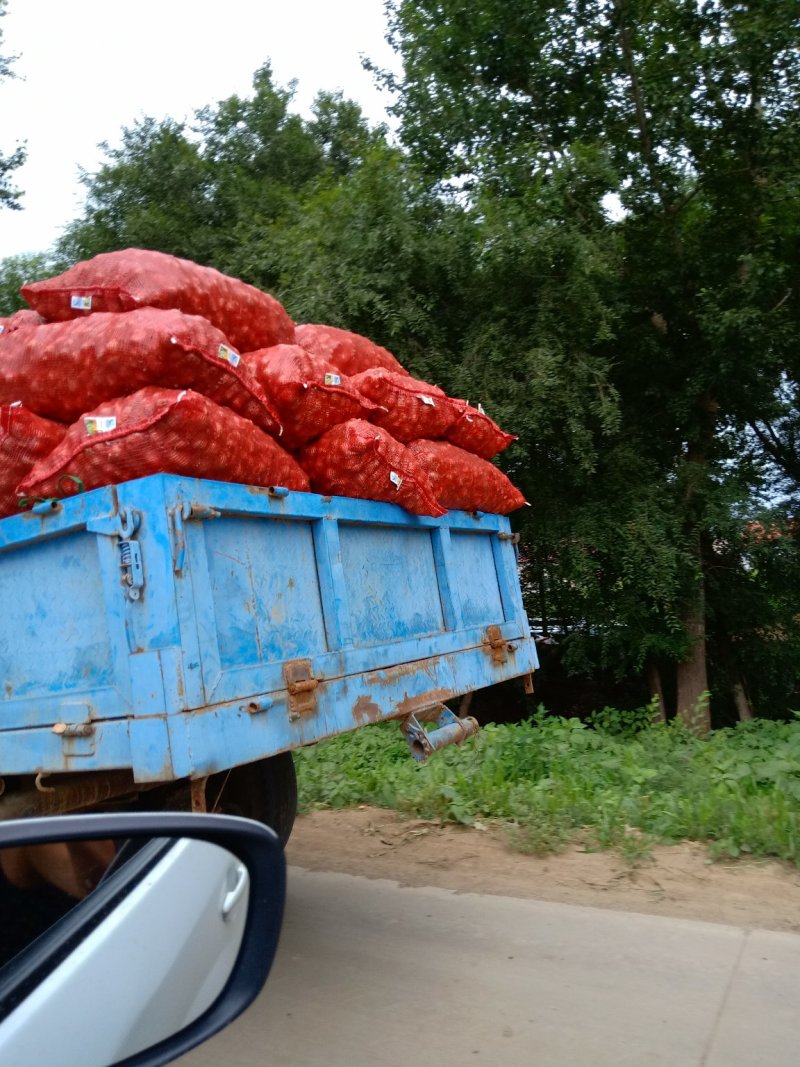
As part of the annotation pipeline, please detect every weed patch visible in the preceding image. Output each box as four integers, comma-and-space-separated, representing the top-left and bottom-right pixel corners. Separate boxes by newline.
294, 709, 800, 865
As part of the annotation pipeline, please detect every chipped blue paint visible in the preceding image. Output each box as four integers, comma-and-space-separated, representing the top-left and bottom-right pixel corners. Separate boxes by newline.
0, 474, 538, 782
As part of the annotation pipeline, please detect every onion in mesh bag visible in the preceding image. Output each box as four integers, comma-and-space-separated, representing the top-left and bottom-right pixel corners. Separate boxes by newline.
18, 387, 308, 501
21, 248, 294, 354
298, 419, 446, 517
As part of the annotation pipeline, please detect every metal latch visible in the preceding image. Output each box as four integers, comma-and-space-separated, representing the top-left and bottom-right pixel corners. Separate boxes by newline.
52, 702, 96, 757
86, 507, 141, 539
85, 508, 144, 600
119, 539, 144, 600
182, 503, 221, 521
284, 659, 319, 721
483, 624, 511, 665
170, 502, 221, 573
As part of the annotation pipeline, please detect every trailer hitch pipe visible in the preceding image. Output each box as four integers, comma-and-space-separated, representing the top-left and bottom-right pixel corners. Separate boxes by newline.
400, 705, 479, 762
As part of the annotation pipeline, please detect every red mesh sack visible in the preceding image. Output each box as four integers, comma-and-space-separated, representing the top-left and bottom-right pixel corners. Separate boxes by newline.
0, 307, 281, 436
0, 403, 67, 518
298, 419, 446, 517
234, 344, 381, 449
21, 248, 294, 353
0, 309, 46, 336
294, 324, 408, 377
407, 440, 527, 515
350, 368, 459, 443
445, 401, 517, 459
18, 388, 309, 502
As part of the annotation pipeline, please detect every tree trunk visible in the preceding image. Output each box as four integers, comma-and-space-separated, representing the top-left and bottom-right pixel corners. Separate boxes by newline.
732, 681, 754, 722
717, 631, 755, 722
674, 390, 718, 738
675, 593, 711, 735
646, 659, 667, 722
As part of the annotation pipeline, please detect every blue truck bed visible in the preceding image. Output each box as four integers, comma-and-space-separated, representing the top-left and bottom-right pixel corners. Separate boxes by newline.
0, 474, 537, 795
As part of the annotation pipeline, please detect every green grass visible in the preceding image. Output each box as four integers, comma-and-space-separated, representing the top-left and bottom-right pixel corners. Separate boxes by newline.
294, 706, 800, 866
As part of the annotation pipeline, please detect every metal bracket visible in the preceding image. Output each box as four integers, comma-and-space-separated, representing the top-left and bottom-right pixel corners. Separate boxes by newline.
483, 624, 510, 665
400, 705, 480, 763
190, 777, 209, 813
52, 702, 96, 757
284, 659, 319, 721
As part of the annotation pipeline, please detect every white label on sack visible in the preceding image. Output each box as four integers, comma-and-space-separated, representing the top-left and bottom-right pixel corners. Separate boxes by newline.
417, 394, 436, 407
71, 294, 93, 310
389, 471, 403, 489
0, 324, 5, 334
84, 416, 117, 435
325, 373, 342, 387
218, 344, 241, 367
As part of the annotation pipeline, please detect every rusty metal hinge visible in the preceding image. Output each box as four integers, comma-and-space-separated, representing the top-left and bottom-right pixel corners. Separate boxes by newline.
284, 659, 320, 720
496, 531, 520, 544
483, 624, 511, 665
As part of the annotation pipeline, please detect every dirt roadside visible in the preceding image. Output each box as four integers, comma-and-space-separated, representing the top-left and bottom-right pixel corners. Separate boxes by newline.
287, 807, 800, 933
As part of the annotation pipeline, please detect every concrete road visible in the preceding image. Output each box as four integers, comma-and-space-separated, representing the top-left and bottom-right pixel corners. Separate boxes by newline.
183, 866, 800, 1067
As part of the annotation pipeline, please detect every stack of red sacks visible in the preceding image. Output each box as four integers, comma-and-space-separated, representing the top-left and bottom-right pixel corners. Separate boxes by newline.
0, 248, 526, 520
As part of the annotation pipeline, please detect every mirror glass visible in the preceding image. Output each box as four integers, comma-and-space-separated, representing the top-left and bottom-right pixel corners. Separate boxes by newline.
0, 834, 250, 1067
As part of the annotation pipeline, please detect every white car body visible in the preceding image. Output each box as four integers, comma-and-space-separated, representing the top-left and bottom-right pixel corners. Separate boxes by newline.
0, 837, 250, 1067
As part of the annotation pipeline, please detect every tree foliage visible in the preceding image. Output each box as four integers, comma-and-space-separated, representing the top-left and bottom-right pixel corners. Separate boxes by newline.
0, 252, 62, 314
380, 0, 800, 726
0, 0, 25, 210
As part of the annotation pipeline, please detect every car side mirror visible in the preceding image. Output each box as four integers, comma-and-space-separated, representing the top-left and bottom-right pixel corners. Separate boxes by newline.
0, 811, 286, 1067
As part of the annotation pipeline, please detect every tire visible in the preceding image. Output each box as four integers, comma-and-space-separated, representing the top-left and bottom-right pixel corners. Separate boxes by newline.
206, 752, 298, 847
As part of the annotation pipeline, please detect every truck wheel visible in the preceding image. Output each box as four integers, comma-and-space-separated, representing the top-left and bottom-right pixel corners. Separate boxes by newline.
206, 752, 298, 847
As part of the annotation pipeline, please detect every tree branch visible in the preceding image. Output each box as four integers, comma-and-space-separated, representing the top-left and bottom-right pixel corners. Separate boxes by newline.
612, 0, 667, 207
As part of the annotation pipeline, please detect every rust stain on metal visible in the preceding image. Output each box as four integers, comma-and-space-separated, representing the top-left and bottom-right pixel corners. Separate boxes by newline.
352, 695, 382, 725
363, 657, 444, 688
175, 667, 185, 702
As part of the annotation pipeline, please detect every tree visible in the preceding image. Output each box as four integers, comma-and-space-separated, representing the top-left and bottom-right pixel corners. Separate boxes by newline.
61, 118, 215, 264
0, 0, 25, 210
60, 66, 392, 300
60, 63, 473, 376
0, 252, 63, 314
380, 0, 800, 730
267, 141, 477, 379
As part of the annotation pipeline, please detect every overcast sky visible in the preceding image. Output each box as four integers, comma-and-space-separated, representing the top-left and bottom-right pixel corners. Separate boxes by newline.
0, 0, 398, 259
